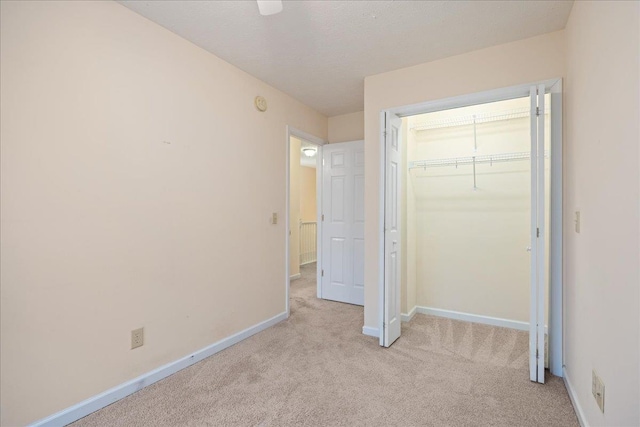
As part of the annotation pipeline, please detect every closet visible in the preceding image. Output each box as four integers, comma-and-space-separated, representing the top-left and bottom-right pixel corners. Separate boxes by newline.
401, 95, 550, 341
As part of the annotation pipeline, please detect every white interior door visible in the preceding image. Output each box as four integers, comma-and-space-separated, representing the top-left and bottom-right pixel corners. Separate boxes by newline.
321, 140, 365, 306
529, 84, 546, 383
382, 113, 402, 347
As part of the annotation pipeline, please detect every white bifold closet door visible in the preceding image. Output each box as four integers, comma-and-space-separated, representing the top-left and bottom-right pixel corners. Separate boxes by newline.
382, 113, 402, 347
529, 85, 546, 384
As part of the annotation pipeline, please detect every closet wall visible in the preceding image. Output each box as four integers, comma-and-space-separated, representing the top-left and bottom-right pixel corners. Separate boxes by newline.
404, 96, 549, 324
401, 120, 417, 316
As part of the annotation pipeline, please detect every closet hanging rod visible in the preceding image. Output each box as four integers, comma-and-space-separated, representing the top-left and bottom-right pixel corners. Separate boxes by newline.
410, 107, 538, 131
408, 151, 548, 170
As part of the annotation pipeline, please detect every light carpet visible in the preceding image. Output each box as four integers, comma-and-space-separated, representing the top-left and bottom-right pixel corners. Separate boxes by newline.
72, 263, 578, 426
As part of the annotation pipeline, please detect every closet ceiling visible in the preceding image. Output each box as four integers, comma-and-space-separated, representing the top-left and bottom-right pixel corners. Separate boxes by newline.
119, 0, 574, 116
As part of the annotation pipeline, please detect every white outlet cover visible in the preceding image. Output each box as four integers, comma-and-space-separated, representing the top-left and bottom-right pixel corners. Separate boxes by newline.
131, 328, 144, 350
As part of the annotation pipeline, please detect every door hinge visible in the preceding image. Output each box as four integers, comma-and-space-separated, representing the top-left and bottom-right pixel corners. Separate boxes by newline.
383, 322, 386, 329
537, 227, 540, 238
536, 106, 540, 116
321, 269, 324, 277
321, 214, 324, 221
383, 130, 388, 138
536, 349, 540, 359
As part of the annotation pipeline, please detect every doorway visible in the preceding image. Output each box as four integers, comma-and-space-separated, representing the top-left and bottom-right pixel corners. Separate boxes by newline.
286, 127, 367, 317
378, 80, 563, 384
286, 127, 324, 317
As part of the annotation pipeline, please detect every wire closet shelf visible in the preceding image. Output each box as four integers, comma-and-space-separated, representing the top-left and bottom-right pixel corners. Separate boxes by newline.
409, 107, 532, 132
408, 151, 548, 190
408, 104, 548, 187
408, 151, 539, 170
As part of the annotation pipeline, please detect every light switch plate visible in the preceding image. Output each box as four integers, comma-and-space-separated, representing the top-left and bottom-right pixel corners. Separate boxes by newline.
271, 212, 278, 224
592, 370, 605, 413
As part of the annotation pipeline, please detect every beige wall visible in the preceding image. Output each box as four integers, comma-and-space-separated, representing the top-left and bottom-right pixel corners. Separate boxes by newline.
363, 31, 566, 330
300, 166, 317, 222
563, 1, 640, 425
328, 111, 364, 143
289, 137, 302, 277
0, 2, 327, 425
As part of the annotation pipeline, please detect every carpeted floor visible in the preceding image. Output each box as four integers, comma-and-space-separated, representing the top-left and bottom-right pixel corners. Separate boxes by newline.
72, 263, 578, 426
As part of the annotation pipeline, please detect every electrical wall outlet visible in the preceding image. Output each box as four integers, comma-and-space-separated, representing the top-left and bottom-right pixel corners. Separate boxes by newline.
131, 328, 144, 350
592, 370, 605, 413
271, 212, 278, 224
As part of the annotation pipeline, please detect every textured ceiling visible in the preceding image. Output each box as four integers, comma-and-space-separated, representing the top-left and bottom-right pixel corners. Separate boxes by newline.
119, 0, 574, 117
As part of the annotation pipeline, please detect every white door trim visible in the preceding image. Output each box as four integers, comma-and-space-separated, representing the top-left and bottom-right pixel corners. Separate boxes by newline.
548, 78, 563, 376
529, 83, 547, 383
378, 79, 563, 376
285, 126, 325, 318
388, 78, 561, 117
377, 111, 387, 345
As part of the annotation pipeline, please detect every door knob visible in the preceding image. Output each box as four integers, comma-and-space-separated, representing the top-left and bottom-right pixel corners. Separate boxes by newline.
526, 246, 532, 252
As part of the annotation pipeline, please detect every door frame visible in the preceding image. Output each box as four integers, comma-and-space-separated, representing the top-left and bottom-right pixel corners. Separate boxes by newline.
378, 78, 564, 376
285, 126, 326, 317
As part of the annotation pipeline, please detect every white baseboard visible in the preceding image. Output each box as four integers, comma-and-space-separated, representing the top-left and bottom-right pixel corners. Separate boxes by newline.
30, 312, 288, 427
401, 306, 417, 322
362, 326, 379, 338
416, 306, 534, 332
289, 273, 301, 280
563, 367, 588, 427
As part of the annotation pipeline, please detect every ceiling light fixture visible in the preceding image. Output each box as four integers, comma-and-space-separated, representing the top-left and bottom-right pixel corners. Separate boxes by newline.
257, 0, 283, 16
302, 147, 317, 157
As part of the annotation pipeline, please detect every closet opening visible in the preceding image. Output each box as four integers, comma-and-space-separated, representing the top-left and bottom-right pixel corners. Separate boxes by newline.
378, 80, 563, 384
